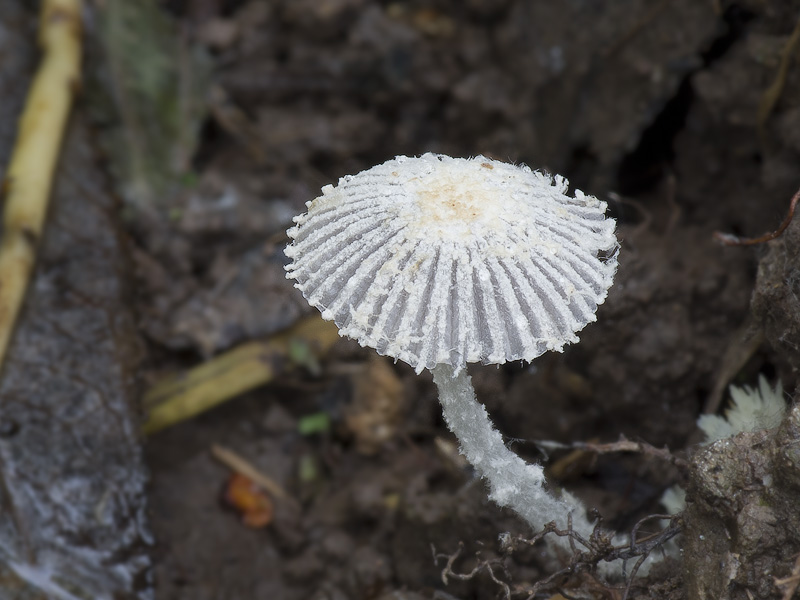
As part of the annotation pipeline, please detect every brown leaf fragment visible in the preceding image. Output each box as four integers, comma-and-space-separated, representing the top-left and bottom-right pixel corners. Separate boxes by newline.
223, 473, 275, 529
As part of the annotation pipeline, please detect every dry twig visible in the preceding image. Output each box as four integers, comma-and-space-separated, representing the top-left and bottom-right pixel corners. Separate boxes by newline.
713, 186, 800, 247
211, 444, 291, 501
537, 434, 687, 470
433, 542, 512, 600
0, 0, 82, 372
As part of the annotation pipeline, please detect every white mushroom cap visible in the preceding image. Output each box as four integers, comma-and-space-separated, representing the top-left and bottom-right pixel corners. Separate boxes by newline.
285, 153, 618, 374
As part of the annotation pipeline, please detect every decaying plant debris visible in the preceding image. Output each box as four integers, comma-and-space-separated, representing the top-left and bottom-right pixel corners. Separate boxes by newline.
1, 0, 800, 599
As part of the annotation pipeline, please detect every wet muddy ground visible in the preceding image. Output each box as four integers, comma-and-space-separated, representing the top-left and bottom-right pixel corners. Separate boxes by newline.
2, 1, 800, 599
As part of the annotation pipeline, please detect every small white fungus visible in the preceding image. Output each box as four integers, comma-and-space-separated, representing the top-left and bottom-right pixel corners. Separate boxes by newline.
698, 375, 786, 444
286, 153, 618, 373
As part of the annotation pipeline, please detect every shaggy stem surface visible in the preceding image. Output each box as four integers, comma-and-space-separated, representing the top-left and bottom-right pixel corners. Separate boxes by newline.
432, 364, 595, 542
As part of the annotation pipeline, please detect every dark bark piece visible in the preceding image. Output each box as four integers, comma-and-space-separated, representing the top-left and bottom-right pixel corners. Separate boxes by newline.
0, 6, 151, 599
684, 405, 800, 600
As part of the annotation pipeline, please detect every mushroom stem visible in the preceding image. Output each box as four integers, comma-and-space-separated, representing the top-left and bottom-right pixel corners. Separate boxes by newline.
432, 363, 595, 541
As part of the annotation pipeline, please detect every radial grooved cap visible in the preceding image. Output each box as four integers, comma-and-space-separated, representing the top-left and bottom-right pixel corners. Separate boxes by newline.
285, 153, 618, 374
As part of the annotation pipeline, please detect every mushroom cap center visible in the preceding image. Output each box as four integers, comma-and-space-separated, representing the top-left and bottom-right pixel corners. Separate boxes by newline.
399, 160, 511, 243
420, 183, 481, 223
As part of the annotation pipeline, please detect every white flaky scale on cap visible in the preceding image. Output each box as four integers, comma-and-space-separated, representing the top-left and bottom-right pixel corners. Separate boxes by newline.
285, 153, 618, 374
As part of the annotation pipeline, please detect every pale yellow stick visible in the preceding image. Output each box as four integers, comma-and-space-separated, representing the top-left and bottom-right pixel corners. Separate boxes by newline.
210, 443, 291, 500
142, 315, 340, 434
0, 0, 82, 369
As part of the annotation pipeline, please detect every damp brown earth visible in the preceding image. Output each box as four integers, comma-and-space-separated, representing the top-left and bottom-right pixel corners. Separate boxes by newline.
1, 1, 799, 599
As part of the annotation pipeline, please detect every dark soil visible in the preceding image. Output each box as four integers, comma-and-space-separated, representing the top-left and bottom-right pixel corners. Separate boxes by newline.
2, 1, 800, 599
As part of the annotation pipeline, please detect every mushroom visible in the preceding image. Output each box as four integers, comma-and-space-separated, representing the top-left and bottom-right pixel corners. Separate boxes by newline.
285, 153, 618, 543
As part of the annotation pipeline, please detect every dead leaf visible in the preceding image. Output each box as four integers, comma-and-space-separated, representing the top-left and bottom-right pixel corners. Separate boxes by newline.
223, 473, 275, 529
